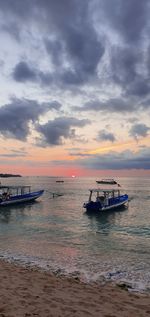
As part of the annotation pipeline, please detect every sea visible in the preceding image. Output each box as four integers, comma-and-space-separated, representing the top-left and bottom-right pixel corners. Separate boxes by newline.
0, 176, 150, 293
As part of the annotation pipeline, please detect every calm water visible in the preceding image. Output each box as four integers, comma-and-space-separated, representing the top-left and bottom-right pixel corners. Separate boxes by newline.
0, 176, 150, 292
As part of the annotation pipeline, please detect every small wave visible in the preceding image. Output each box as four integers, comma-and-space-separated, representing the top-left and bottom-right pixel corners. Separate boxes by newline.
0, 251, 150, 293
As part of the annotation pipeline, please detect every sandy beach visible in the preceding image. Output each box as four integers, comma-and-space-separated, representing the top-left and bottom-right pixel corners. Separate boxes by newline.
0, 260, 149, 317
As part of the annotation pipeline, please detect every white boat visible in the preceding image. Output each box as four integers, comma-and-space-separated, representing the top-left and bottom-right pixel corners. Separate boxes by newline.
0, 185, 44, 206
83, 188, 128, 212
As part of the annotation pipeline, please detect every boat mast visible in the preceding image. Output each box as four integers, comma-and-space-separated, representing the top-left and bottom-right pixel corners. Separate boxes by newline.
89, 190, 92, 202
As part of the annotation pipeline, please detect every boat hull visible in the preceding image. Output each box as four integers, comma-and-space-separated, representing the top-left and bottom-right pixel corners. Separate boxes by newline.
84, 194, 128, 212
0, 190, 44, 206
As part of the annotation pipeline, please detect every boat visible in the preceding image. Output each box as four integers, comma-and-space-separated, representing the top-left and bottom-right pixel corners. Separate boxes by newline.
0, 185, 44, 206
83, 188, 128, 212
56, 180, 64, 183
96, 179, 118, 185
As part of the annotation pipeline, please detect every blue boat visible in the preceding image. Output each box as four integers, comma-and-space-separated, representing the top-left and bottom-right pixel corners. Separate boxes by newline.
0, 185, 44, 206
83, 188, 128, 212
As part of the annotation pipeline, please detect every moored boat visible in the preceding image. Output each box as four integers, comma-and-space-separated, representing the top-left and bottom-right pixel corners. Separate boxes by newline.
0, 185, 44, 206
83, 188, 128, 212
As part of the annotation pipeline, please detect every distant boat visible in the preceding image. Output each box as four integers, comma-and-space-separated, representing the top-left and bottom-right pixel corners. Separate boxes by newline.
96, 178, 118, 185
83, 188, 128, 212
56, 180, 64, 183
0, 185, 44, 206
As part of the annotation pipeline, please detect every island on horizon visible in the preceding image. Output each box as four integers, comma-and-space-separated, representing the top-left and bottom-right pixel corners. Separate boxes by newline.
0, 173, 22, 178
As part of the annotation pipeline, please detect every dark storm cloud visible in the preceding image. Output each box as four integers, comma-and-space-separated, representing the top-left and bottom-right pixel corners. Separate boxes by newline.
13, 61, 54, 86
44, 38, 63, 66
100, 0, 149, 44
98, 0, 150, 99
0, 0, 34, 21
129, 123, 150, 140
0, 0, 150, 105
0, 98, 62, 140
36, 117, 90, 146
13, 61, 37, 82
110, 46, 150, 98
110, 47, 140, 86
61, 24, 104, 83
0, 0, 105, 86
126, 78, 150, 98
39, 1, 105, 80
96, 129, 116, 142
76, 148, 150, 170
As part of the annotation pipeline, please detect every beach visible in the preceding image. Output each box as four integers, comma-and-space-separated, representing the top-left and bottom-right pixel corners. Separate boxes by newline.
0, 259, 150, 317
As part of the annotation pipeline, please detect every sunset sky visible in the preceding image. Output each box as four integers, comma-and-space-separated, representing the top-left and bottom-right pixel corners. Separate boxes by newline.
0, 0, 150, 177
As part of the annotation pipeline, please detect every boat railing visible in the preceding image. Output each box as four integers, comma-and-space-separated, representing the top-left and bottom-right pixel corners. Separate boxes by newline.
109, 194, 128, 205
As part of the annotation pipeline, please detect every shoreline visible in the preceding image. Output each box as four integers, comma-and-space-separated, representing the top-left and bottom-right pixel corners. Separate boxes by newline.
1, 253, 150, 293
1, 253, 149, 294
0, 259, 150, 317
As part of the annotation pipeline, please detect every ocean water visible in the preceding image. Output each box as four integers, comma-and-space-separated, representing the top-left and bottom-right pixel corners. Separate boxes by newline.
0, 176, 150, 292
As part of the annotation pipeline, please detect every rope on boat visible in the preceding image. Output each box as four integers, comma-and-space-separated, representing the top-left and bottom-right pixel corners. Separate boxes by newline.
45, 190, 64, 198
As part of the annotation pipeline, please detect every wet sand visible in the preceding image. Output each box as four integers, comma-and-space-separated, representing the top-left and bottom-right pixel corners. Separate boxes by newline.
0, 260, 150, 317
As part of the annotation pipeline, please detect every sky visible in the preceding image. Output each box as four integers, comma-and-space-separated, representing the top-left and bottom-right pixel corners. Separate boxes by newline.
0, 0, 150, 177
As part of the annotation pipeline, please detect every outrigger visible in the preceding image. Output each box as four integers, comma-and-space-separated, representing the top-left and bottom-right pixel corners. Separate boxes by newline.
83, 188, 128, 212
0, 185, 44, 206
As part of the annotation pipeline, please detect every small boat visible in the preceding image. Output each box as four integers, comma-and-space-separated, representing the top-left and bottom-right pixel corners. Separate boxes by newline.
56, 180, 64, 183
0, 185, 44, 206
96, 179, 118, 185
83, 188, 128, 212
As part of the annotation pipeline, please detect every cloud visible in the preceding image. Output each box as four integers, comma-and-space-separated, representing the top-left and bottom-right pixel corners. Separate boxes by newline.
4, 148, 28, 157
73, 98, 138, 113
44, 38, 64, 67
129, 123, 150, 140
1, 0, 105, 87
110, 46, 150, 98
0, 0, 150, 176
36, 117, 90, 146
13, 61, 37, 82
96, 129, 116, 142
12, 61, 54, 86
40, 1, 105, 82
76, 148, 150, 170
95, 0, 150, 99
0, 153, 27, 158
0, 0, 149, 101
0, 98, 61, 140
100, 0, 149, 44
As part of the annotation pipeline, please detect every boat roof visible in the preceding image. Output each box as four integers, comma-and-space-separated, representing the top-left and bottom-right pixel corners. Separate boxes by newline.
96, 178, 117, 183
98, 178, 116, 181
89, 188, 121, 193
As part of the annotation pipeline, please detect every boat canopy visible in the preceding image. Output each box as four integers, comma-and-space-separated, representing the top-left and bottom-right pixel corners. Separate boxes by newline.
0, 185, 31, 189
96, 179, 118, 184
0, 185, 31, 195
89, 188, 121, 193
